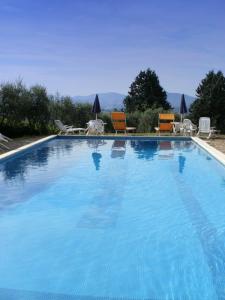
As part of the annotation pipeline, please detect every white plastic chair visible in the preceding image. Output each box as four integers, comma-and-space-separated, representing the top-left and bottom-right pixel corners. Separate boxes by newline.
172, 122, 184, 135
197, 117, 217, 139
86, 119, 106, 135
54, 120, 86, 135
183, 119, 197, 136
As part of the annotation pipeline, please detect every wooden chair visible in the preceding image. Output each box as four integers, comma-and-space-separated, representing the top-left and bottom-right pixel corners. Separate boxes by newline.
155, 113, 175, 135
111, 112, 136, 134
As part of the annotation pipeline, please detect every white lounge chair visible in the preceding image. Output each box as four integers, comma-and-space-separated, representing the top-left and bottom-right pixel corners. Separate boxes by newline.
0, 133, 12, 142
197, 117, 218, 139
0, 142, 9, 150
183, 119, 197, 136
0, 133, 11, 150
54, 120, 86, 135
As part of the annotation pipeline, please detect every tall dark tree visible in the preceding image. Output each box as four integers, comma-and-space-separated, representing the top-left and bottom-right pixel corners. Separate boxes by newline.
189, 70, 225, 131
124, 69, 171, 112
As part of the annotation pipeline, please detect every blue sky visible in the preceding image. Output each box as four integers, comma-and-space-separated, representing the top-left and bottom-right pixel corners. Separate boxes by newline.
0, 0, 225, 96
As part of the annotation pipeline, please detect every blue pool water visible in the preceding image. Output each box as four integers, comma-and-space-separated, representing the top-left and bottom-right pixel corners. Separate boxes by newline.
0, 137, 225, 300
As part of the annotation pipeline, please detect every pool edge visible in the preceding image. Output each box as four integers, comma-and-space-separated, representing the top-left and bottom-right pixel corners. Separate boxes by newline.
192, 137, 225, 167
0, 135, 57, 162
57, 134, 192, 141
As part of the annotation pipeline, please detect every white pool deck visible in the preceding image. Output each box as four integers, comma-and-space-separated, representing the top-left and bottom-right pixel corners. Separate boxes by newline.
1, 135, 225, 167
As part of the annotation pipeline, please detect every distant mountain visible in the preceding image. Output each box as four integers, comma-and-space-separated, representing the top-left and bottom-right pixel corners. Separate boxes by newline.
73, 92, 125, 110
166, 92, 195, 112
73, 92, 195, 111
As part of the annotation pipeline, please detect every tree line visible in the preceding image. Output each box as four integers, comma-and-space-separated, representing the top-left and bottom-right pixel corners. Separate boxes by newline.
123, 68, 225, 132
0, 80, 112, 136
1, 68, 225, 136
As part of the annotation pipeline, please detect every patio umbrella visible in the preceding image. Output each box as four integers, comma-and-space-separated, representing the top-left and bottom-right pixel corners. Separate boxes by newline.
180, 94, 187, 122
92, 94, 101, 120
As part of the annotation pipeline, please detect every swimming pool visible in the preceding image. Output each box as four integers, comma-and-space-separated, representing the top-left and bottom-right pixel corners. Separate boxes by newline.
0, 137, 225, 299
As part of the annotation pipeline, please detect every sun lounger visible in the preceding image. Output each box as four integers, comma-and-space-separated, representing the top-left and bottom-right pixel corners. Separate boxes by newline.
197, 117, 218, 139
0, 133, 12, 142
111, 112, 136, 134
0, 142, 10, 150
54, 120, 86, 135
155, 114, 175, 135
0, 133, 11, 150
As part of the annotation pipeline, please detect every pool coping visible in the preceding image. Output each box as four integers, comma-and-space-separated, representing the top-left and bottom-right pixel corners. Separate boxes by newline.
57, 134, 192, 141
192, 137, 225, 167
0, 135, 57, 162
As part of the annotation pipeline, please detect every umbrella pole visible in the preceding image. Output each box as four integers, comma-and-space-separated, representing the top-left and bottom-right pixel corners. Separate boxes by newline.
96, 114, 97, 120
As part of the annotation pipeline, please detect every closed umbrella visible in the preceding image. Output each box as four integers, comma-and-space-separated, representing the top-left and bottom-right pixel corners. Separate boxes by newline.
180, 94, 187, 122
92, 94, 101, 120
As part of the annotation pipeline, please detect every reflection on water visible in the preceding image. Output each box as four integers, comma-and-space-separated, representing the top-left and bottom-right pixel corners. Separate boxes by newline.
0, 146, 50, 182
130, 140, 158, 160
0, 139, 196, 183
87, 139, 106, 171
79, 140, 127, 229
178, 155, 186, 173
0, 140, 83, 210
87, 139, 106, 149
0, 141, 76, 183
158, 141, 174, 160
92, 152, 102, 171
176, 140, 196, 152
130, 140, 194, 174
0, 138, 197, 213
111, 140, 126, 159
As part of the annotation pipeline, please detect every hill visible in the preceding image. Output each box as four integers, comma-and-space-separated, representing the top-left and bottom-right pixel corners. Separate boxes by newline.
73, 92, 195, 111
166, 92, 195, 111
73, 92, 125, 110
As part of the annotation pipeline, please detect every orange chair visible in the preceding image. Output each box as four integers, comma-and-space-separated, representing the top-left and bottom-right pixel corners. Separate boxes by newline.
111, 112, 136, 134
155, 113, 175, 135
